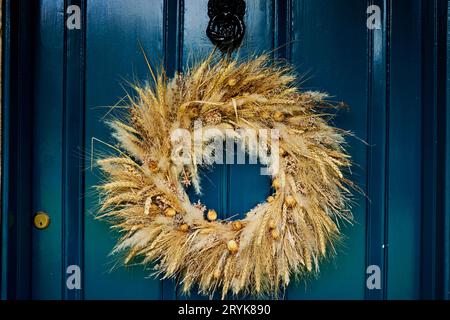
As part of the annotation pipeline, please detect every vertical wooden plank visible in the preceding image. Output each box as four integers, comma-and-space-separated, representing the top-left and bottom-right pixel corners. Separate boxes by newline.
238, 0, 274, 56
84, 0, 164, 300
62, 0, 87, 300
421, 0, 439, 300
164, 0, 184, 77
182, 0, 212, 67
387, 0, 422, 299
0, 0, 12, 299
15, 0, 33, 299
365, 0, 390, 300
445, 2, 450, 299
1, 0, 35, 300
273, 0, 292, 61
421, 0, 449, 300
434, 0, 448, 301
288, 0, 369, 299
31, 0, 65, 300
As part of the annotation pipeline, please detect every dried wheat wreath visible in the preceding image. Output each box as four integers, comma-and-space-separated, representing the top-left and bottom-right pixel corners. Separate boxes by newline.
97, 55, 354, 298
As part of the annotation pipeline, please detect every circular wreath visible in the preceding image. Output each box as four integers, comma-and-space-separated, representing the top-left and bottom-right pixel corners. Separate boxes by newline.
97, 55, 353, 298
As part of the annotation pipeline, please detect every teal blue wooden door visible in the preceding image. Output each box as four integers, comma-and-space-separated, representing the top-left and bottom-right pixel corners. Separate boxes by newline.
29, 0, 424, 299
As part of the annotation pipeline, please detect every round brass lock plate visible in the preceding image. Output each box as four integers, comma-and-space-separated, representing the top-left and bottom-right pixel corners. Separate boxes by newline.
34, 212, 50, 230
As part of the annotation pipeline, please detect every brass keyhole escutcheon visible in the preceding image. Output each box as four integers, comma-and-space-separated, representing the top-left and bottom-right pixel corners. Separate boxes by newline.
34, 212, 50, 230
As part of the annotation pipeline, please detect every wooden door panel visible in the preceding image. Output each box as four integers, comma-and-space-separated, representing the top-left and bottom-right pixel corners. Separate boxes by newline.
84, 0, 164, 300
31, 0, 65, 300
387, 0, 421, 299
288, 0, 369, 299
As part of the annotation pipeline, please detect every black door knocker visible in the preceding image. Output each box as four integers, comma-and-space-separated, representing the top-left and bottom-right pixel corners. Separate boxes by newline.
206, 0, 246, 53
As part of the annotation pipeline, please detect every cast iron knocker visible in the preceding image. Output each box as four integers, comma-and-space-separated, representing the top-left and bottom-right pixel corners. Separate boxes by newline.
206, 0, 246, 53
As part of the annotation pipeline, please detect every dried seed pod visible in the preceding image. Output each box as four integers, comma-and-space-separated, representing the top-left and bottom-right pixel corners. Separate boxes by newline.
207, 209, 218, 221
273, 111, 285, 122
228, 78, 237, 86
164, 208, 177, 217
272, 179, 281, 189
232, 221, 243, 231
227, 240, 239, 253
179, 224, 189, 232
